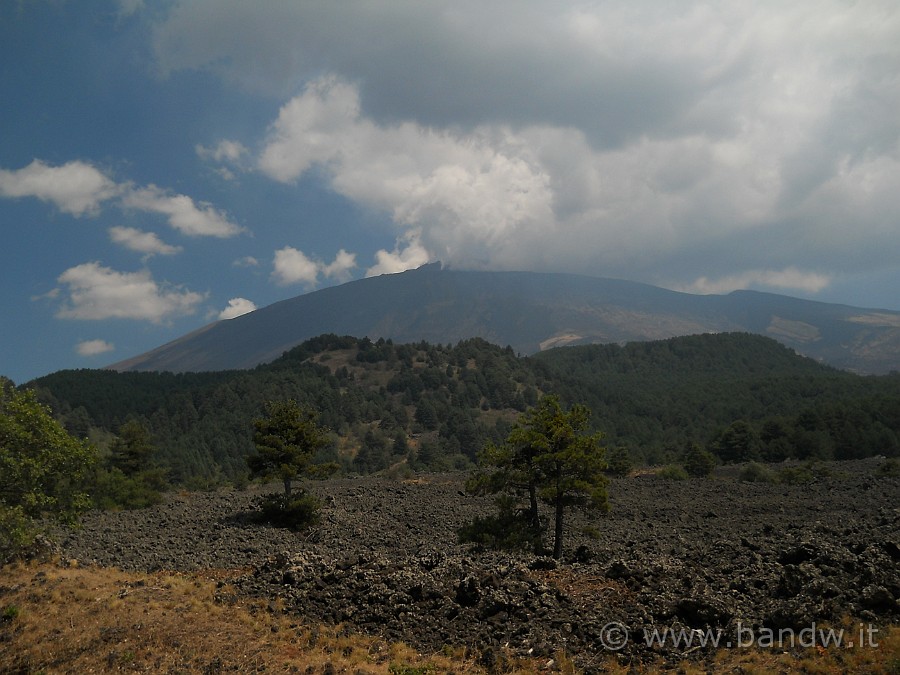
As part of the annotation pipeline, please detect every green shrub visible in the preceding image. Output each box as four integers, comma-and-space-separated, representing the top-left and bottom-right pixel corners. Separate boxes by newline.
1, 382, 97, 561
231, 471, 251, 491
389, 664, 434, 675
0, 506, 37, 563
1, 605, 19, 623
580, 525, 601, 540
658, 464, 689, 481
253, 492, 321, 531
739, 462, 778, 483
683, 443, 717, 478
605, 446, 632, 477
876, 458, 900, 478
778, 465, 814, 485
91, 468, 164, 510
457, 495, 542, 552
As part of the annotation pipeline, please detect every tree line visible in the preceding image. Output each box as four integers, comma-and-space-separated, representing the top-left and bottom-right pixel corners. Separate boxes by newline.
18, 332, 900, 491
5, 332, 900, 561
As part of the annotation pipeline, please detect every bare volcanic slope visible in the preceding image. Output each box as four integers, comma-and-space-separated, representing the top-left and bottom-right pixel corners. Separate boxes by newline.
108, 264, 900, 375
58, 461, 900, 666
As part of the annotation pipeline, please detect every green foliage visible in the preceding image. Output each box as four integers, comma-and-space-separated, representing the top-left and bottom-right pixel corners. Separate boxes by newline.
388, 663, 435, 675
0, 507, 38, 561
108, 419, 154, 475
248, 400, 332, 498
92, 420, 165, 509
456, 495, 542, 551
710, 420, 760, 463
1, 605, 19, 623
467, 395, 608, 559
580, 525, 601, 540
682, 442, 717, 477
605, 446, 632, 476
0, 380, 97, 560
739, 462, 778, 483
232, 471, 251, 491
777, 464, 814, 485
26, 333, 900, 488
657, 464, 689, 481
252, 492, 321, 530
876, 458, 900, 478
91, 467, 165, 510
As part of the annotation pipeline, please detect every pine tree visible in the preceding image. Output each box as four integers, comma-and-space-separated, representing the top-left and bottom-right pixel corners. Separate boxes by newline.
248, 400, 331, 498
469, 395, 609, 559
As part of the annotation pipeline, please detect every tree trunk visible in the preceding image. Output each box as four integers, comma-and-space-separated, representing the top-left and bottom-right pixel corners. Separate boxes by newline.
283, 477, 292, 500
528, 482, 544, 555
553, 494, 565, 560
528, 483, 540, 530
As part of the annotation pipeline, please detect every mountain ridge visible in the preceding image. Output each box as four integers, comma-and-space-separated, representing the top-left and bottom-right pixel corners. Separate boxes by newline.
108, 265, 900, 375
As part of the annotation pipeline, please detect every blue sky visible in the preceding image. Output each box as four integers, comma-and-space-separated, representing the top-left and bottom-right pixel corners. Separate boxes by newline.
2, 1, 899, 384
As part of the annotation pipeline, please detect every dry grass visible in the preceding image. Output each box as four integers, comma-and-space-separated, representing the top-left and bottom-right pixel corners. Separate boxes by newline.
0, 560, 541, 674
1, 561, 898, 674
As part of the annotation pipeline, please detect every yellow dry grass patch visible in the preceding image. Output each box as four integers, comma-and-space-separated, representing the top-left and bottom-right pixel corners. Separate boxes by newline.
1, 561, 898, 674
0, 561, 501, 674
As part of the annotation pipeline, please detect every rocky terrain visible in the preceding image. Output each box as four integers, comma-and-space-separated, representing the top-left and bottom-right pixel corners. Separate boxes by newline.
58, 460, 900, 669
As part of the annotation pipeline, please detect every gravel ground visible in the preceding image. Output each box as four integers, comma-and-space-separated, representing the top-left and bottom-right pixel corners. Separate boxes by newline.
59, 459, 900, 668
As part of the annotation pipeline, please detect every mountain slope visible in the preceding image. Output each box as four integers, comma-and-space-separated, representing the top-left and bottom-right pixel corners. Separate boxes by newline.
109, 264, 900, 374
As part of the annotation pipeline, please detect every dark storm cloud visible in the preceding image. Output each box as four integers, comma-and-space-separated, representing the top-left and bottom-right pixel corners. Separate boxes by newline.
152, 0, 900, 296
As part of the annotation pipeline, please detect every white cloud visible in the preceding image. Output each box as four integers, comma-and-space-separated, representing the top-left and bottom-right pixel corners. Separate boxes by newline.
75, 339, 115, 356
0, 160, 246, 243
233, 255, 259, 267
249, 66, 900, 284
680, 268, 832, 296
271, 246, 357, 287
55, 262, 205, 322
196, 139, 249, 163
218, 297, 257, 319
109, 226, 182, 256
259, 77, 554, 269
272, 246, 319, 286
115, 0, 143, 18
122, 185, 244, 238
258, 77, 361, 182
322, 248, 357, 281
0, 159, 118, 216
366, 232, 432, 277
152, 2, 900, 291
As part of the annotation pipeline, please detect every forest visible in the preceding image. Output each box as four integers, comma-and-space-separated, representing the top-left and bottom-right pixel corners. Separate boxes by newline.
24, 332, 900, 489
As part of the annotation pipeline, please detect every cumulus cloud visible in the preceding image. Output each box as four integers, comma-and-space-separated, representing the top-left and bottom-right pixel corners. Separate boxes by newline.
75, 339, 115, 356
259, 76, 554, 269
151, 2, 900, 295
322, 248, 357, 281
0, 159, 246, 242
679, 268, 833, 296
272, 247, 318, 286
218, 297, 257, 319
272, 246, 357, 287
109, 226, 182, 256
233, 255, 259, 267
0, 159, 119, 216
122, 185, 244, 238
115, 0, 143, 18
196, 139, 249, 163
248, 68, 900, 292
55, 262, 205, 322
366, 232, 431, 277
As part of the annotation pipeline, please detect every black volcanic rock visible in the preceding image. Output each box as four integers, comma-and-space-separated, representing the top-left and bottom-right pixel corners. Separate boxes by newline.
57, 460, 900, 666
108, 264, 900, 374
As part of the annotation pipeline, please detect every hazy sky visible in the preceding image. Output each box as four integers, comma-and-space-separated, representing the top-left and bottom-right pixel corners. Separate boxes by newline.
2, 1, 899, 383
